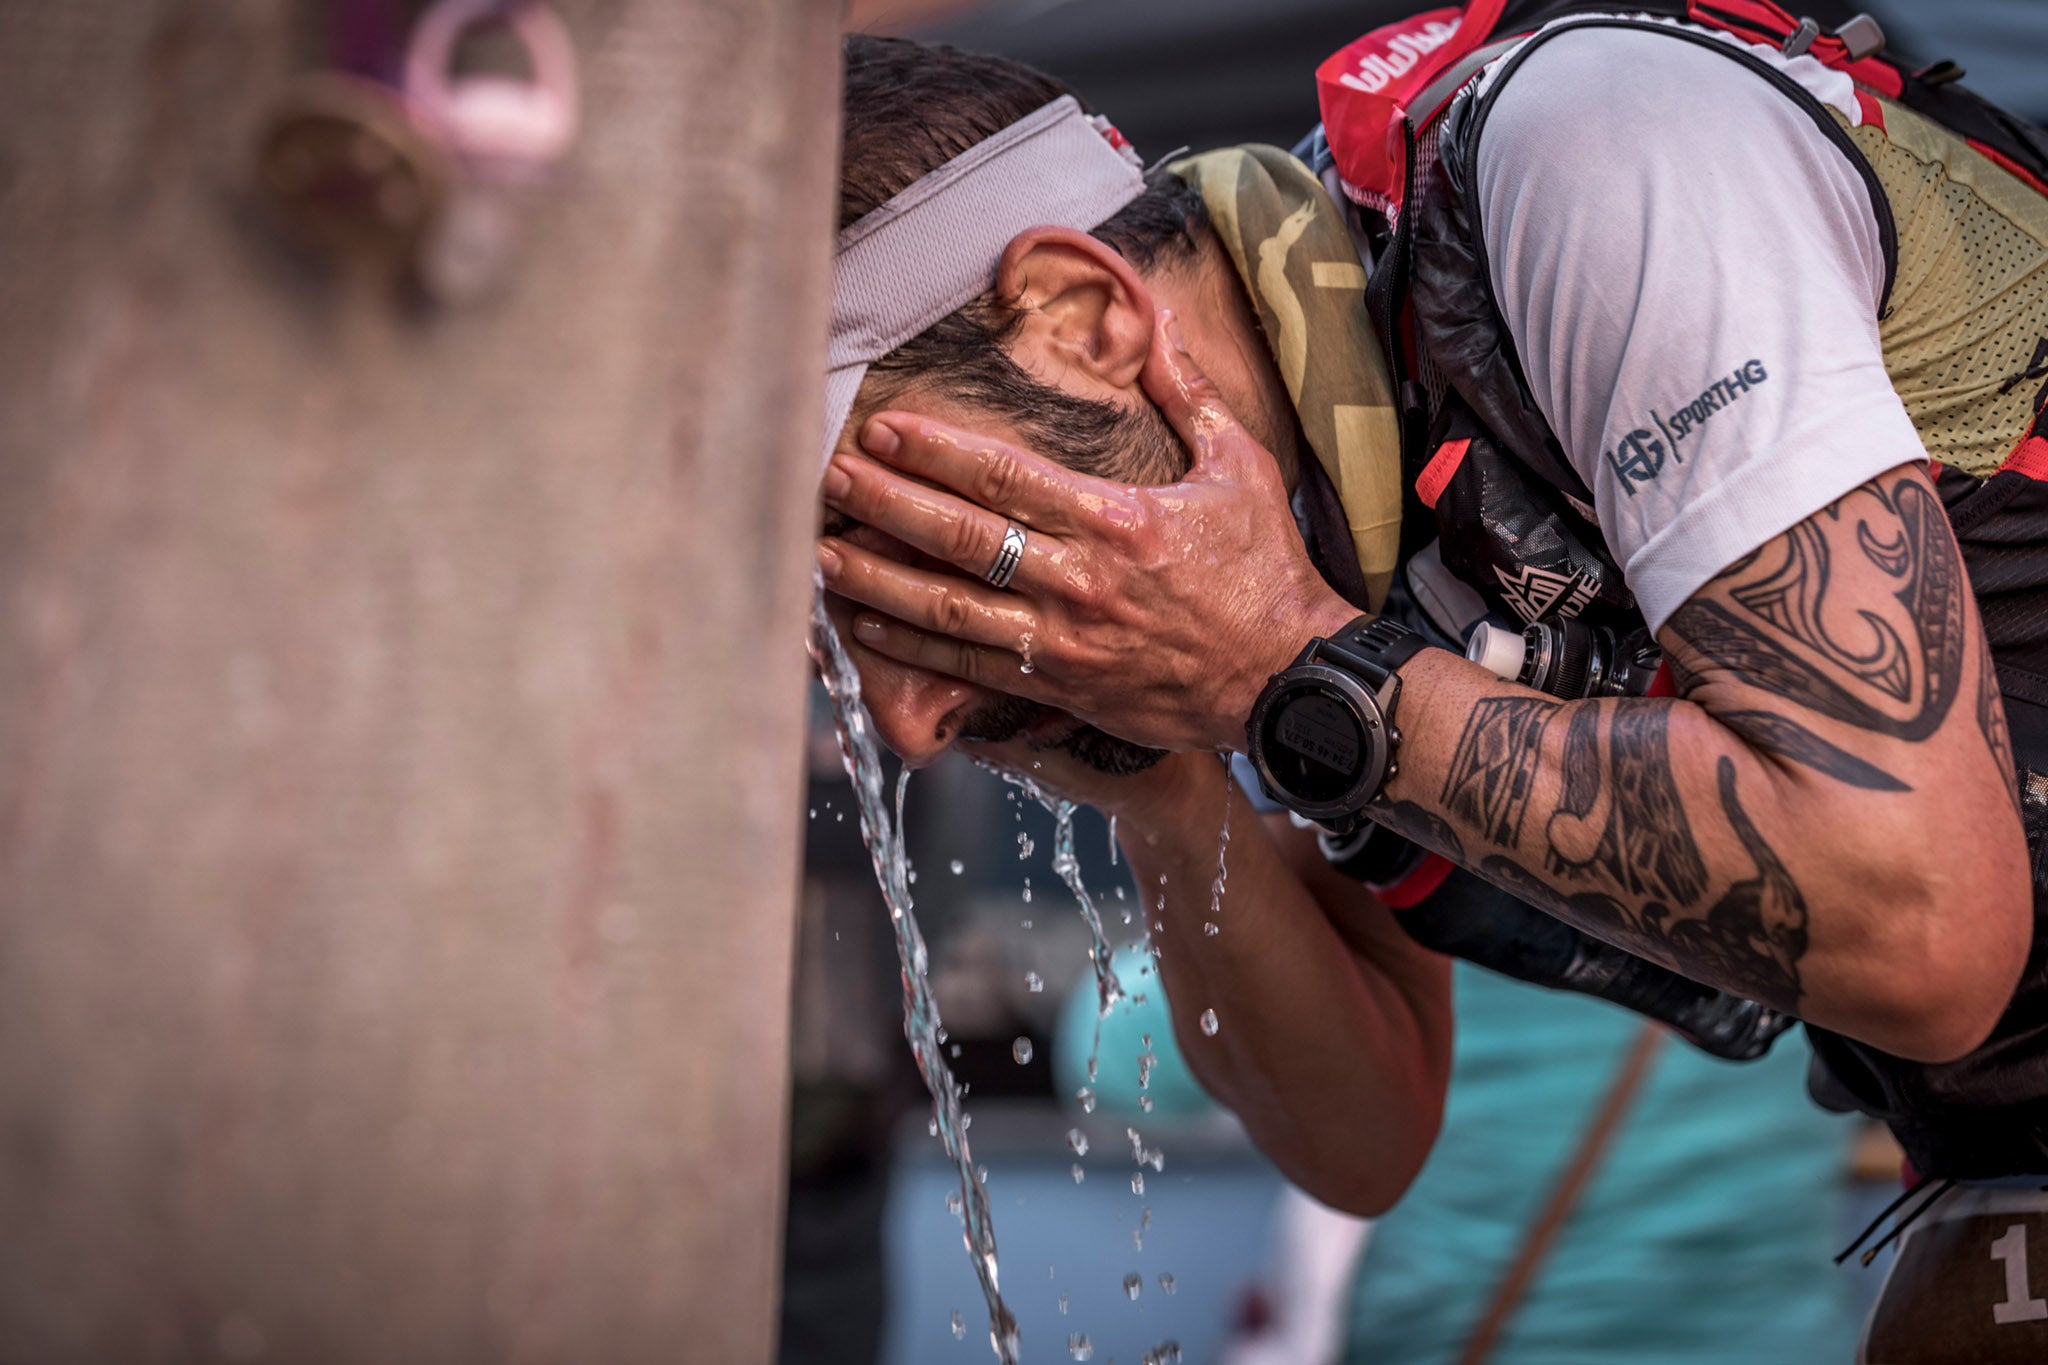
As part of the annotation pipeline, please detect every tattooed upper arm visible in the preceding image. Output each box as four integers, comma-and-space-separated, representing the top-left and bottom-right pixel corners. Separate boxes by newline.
1379, 464, 2021, 1036
1663, 470, 1970, 789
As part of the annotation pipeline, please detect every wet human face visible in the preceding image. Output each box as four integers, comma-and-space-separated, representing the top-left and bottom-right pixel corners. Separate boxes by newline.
819, 377, 1183, 773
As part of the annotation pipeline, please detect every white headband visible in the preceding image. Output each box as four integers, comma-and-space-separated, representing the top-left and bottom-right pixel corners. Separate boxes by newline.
822, 94, 1147, 468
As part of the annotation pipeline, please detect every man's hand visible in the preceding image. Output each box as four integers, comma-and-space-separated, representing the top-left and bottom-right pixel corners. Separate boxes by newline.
816, 311, 1356, 754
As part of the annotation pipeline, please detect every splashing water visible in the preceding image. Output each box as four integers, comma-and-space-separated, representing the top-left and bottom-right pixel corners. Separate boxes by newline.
1005, 776, 1123, 1022
1208, 754, 1233, 927
811, 591, 1020, 1362
1127, 1126, 1166, 1172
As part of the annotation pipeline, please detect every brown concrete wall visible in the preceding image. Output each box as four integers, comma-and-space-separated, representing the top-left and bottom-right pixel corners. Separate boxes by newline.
0, 3, 837, 1360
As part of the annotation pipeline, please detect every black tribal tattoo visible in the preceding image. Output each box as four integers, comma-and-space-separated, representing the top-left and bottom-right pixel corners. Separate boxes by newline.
1439, 697, 1558, 845
1666, 478, 1966, 742
1976, 630, 2020, 813
1669, 757, 1808, 1012
1544, 703, 1708, 905
1369, 799, 1467, 863
1477, 759, 1807, 1014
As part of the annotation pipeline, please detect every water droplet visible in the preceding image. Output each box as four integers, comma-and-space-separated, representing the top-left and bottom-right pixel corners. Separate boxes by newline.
1022, 882, 1033, 904
1199, 1008, 1219, 1036
1068, 1333, 1094, 1360
1131, 1172, 1145, 1196
1202, 921, 1219, 936
1026, 971, 1044, 993
1158, 1272, 1176, 1295
977, 1164, 988, 1183
808, 807, 817, 819
946, 1191, 963, 1217
1071, 1163, 1085, 1184
1012, 1037, 1034, 1065
950, 859, 965, 875
951, 1310, 966, 1339
1020, 919, 1033, 930
1077, 1087, 1095, 1113
1124, 1272, 1143, 1300
929, 1118, 939, 1137
1018, 832, 1036, 859
949, 1043, 962, 1058
908, 868, 918, 884
1059, 1292, 1070, 1315
1066, 1128, 1089, 1157
1157, 873, 1168, 886
1138, 1095, 1153, 1112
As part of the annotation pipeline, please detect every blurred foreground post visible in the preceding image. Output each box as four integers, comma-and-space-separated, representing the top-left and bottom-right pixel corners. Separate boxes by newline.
0, 2, 837, 1360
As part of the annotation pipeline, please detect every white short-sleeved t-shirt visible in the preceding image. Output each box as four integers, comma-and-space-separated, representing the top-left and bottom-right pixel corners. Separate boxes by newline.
1473, 21, 1928, 632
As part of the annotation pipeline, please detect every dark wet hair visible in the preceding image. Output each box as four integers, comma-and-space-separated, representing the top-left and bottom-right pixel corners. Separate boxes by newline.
838, 34, 1208, 453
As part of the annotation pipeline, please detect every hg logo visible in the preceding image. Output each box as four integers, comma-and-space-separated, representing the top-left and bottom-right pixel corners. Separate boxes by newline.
1607, 427, 1670, 496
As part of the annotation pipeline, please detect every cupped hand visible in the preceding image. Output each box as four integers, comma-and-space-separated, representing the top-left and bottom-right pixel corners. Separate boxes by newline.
815, 311, 1358, 755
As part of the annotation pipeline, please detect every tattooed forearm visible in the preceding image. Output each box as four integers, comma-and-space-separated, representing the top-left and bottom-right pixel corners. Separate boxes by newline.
1474, 758, 1808, 1013
1369, 799, 1466, 862
1666, 478, 1966, 741
1439, 697, 1559, 844
1543, 703, 1707, 903
1672, 757, 1808, 1012
1717, 710, 1910, 792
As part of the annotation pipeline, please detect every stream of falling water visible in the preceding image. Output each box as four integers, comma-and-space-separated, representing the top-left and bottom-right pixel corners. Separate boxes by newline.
999, 773, 1125, 1096
815, 583, 1244, 1359
811, 590, 1021, 1363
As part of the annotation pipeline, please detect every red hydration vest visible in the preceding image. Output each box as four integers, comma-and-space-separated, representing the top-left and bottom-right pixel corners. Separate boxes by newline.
1309, 1, 2048, 1180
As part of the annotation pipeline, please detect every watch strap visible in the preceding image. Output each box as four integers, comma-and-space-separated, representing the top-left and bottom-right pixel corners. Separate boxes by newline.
1321, 615, 1428, 685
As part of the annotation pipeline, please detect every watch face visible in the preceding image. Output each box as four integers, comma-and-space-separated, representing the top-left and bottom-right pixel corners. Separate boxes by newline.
1265, 687, 1366, 805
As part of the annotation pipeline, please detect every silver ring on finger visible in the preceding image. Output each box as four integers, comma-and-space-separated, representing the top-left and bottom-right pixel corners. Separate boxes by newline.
984, 522, 1027, 590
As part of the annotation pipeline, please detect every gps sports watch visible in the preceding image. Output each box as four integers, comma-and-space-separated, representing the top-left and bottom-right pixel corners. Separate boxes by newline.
1245, 615, 1430, 834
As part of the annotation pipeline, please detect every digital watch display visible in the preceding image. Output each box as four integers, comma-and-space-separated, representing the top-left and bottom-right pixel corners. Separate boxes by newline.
1245, 616, 1428, 831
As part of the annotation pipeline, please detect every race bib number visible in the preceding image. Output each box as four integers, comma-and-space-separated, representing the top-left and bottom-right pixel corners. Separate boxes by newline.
1864, 1211, 2048, 1362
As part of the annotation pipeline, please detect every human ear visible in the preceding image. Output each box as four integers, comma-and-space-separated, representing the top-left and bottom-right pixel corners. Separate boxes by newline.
994, 226, 1154, 393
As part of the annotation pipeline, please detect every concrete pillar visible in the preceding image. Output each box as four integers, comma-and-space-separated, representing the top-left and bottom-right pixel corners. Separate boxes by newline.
0, 2, 837, 1360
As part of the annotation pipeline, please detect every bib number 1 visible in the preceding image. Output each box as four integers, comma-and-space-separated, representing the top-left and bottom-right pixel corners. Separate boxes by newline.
1991, 1223, 2048, 1325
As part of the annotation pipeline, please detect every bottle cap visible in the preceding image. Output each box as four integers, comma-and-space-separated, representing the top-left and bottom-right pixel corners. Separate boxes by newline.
1465, 621, 1526, 682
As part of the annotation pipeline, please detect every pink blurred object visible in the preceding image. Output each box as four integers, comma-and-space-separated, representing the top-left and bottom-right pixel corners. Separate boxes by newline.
405, 0, 579, 176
